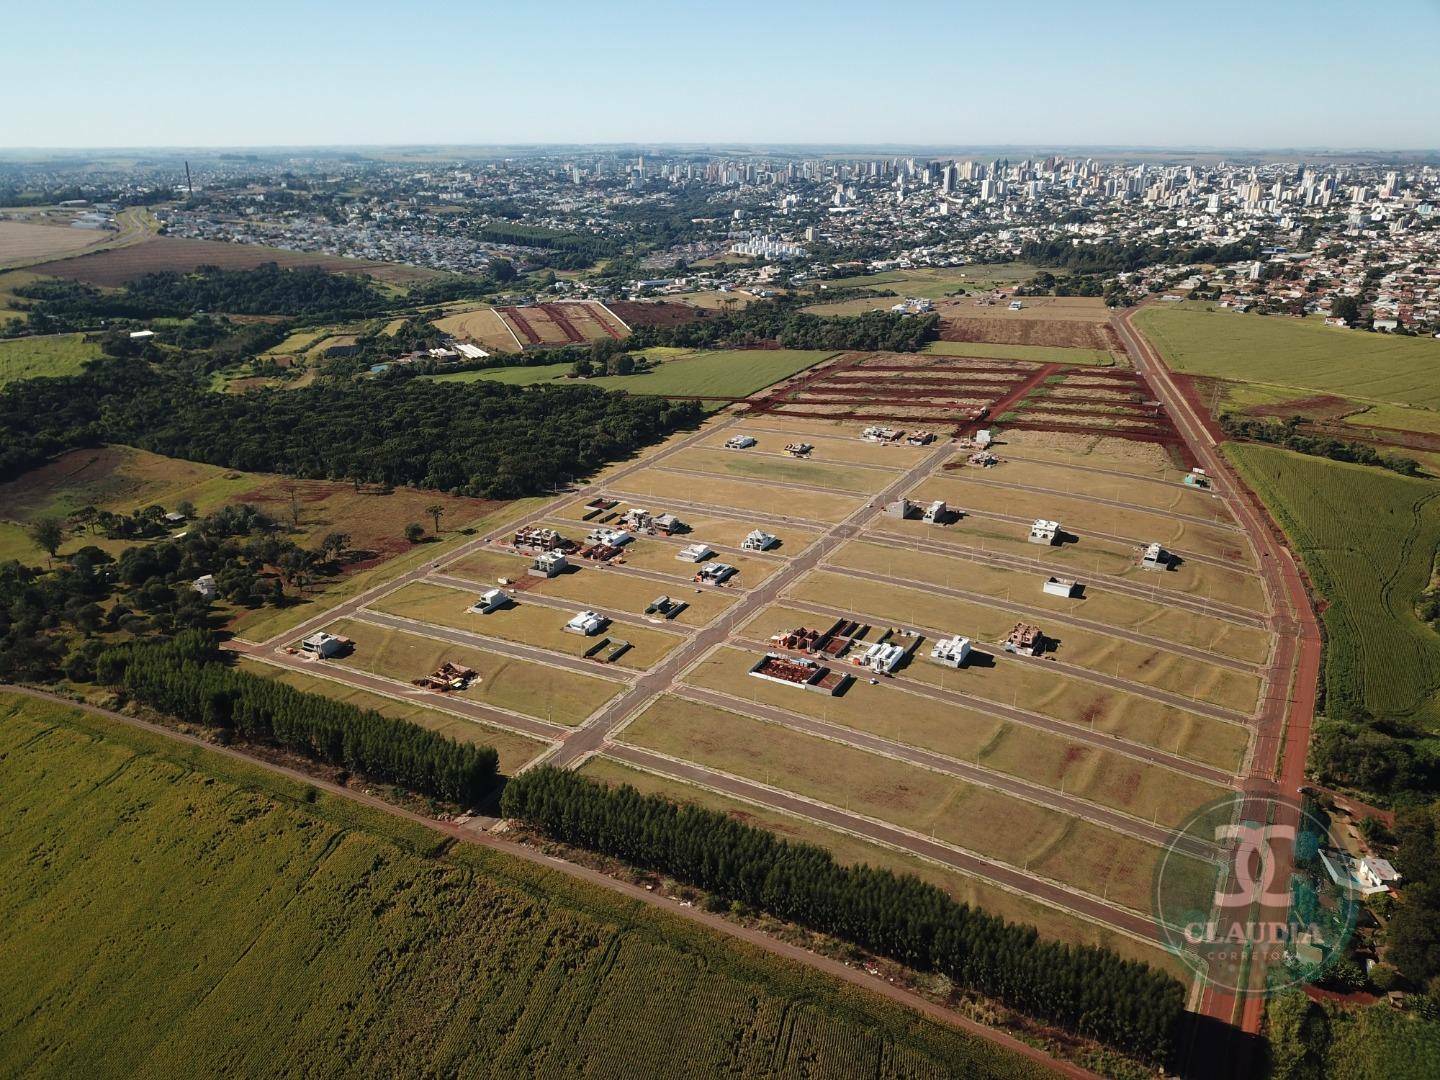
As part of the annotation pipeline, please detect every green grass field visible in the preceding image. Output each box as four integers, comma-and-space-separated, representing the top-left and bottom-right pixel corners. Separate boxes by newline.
0, 333, 102, 386
1227, 444, 1440, 725
0, 692, 1045, 1078
430, 349, 836, 400
1137, 304, 1440, 408
820, 265, 1047, 300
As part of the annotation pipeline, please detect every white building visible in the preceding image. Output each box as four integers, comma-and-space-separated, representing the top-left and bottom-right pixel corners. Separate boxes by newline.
929, 636, 972, 668
923, 500, 948, 524
724, 435, 757, 450
563, 610, 607, 636
586, 526, 632, 547
886, 498, 915, 519
676, 543, 714, 563
1141, 542, 1170, 570
300, 632, 348, 658
1029, 519, 1061, 545
470, 588, 509, 613
696, 562, 736, 584
1042, 576, 1079, 598
192, 574, 218, 600
742, 529, 778, 551
855, 641, 905, 674
530, 550, 570, 578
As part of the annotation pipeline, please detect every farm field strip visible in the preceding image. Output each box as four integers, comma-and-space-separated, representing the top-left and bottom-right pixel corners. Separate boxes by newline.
1, 693, 1043, 1079
997, 451, 1227, 496
613, 695, 1215, 920
830, 538, 1271, 658
780, 579, 1262, 718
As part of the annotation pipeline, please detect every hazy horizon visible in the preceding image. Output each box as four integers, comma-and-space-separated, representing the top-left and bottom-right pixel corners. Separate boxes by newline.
9, 0, 1439, 151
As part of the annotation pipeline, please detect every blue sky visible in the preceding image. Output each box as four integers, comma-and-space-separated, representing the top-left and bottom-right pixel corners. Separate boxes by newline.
8, 0, 1439, 149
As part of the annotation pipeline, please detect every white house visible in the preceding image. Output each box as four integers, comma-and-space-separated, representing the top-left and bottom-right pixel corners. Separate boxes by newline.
530, 550, 569, 578
676, 543, 714, 563
1029, 519, 1060, 545
1042, 576, 1079, 598
742, 529, 778, 551
586, 526, 632, 547
929, 636, 972, 668
724, 435, 757, 450
923, 500, 949, 524
470, 588, 509, 614
695, 562, 736, 584
563, 610, 607, 636
192, 574, 218, 600
1141, 542, 1170, 570
855, 641, 905, 674
300, 632, 348, 659
886, 498, 915, 519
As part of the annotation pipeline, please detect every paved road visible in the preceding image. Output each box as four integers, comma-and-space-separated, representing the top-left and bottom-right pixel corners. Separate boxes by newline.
822, 562, 1265, 674
1, 686, 1096, 1080
1116, 307, 1322, 1051
546, 442, 959, 769
667, 684, 1221, 859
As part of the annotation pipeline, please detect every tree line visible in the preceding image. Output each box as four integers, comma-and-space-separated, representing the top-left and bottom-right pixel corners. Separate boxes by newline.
97, 631, 498, 804
625, 298, 938, 353
500, 766, 1185, 1063
1019, 236, 1265, 276
1220, 415, 1421, 476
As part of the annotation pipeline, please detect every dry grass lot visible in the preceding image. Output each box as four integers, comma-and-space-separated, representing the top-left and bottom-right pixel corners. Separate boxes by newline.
870, 515, 1269, 612
785, 571, 1261, 713
682, 639, 1226, 826
447, 548, 739, 626
619, 694, 1214, 913
369, 581, 684, 671
662, 447, 897, 495
317, 616, 620, 726
685, 639, 1249, 771
706, 427, 933, 467
579, 756, 1191, 980
911, 475, 1251, 565
236, 656, 549, 771
997, 430, 1191, 483
831, 540, 1270, 663
430, 306, 521, 352
553, 499, 826, 555
618, 468, 865, 524
0, 220, 108, 267
936, 296, 1114, 323
972, 458, 1234, 523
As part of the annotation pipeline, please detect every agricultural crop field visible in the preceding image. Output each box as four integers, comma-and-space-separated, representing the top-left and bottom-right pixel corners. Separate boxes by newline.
28, 235, 436, 288
1227, 444, 1440, 724
1137, 303, 1440, 409
0, 332, 102, 386
0, 693, 1041, 1079
493, 301, 628, 348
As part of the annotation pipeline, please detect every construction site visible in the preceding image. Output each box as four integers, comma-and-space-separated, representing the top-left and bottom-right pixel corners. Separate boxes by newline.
225, 309, 1307, 1043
